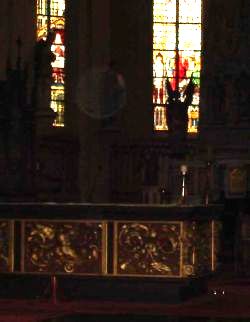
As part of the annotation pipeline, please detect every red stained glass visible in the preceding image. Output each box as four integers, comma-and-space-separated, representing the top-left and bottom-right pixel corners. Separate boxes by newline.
36, 0, 65, 127
153, 0, 201, 133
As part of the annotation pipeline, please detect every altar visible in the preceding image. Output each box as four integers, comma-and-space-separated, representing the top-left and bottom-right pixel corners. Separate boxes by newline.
0, 203, 222, 303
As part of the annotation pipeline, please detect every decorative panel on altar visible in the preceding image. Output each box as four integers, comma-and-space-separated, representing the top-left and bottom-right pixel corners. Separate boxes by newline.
114, 220, 220, 277
22, 220, 107, 274
0, 220, 14, 272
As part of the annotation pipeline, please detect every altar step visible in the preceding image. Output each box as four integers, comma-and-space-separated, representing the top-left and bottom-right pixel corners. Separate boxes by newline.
0, 274, 207, 304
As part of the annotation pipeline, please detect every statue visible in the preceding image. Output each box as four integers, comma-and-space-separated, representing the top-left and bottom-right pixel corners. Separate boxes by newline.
165, 75, 195, 152
33, 31, 56, 128
34, 32, 56, 80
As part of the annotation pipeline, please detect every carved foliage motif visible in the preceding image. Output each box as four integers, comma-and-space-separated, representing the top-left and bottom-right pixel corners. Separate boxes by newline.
23, 221, 104, 274
116, 220, 219, 277
116, 222, 181, 276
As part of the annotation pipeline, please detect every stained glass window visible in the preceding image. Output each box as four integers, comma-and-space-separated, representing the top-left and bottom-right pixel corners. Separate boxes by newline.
36, 0, 65, 127
153, 0, 201, 133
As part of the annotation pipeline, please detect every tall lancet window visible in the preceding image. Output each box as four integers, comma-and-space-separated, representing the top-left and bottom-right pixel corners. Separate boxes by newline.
153, 0, 201, 133
36, 0, 65, 127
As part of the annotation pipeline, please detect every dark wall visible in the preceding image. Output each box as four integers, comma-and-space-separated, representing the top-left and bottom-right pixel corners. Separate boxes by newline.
110, 0, 153, 139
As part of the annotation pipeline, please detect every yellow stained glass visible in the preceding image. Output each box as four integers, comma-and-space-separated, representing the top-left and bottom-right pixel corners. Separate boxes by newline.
51, 101, 64, 127
179, 0, 201, 23
37, 0, 47, 15
51, 85, 64, 127
179, 24, 201, 50
153, 23, 176, 51
36, 0, 65, 127
153, 0, 201, 133
154, 106, 168, 131
153, 0, 176, 23
50, 0, 65, 16
188, 106, 199, 133
51, 17, 65, 29
51, 85, 64, 100
37, 15, 48, 39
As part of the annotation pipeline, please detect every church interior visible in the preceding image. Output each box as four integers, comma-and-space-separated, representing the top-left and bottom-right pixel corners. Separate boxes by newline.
0, 0, 250, 321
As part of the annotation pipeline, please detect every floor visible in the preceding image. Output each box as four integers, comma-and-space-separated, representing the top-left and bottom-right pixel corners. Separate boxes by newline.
0, 275, 250, 321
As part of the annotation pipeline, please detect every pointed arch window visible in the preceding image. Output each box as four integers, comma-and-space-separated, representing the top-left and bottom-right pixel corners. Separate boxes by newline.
36, 0, 65, 127
153, 0, 201, 133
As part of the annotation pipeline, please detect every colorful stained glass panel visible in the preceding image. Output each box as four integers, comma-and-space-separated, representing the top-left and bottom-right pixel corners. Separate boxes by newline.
37, 15, 48, 39
50, 17, 65, 30
153, 78, 166, 105
153, 50, 176, 78
153, 51, 177, 104
178, 78, 200, 105
36, 0, 65, 127
178, 51, 201, 77
153, 0, 201, 133
51, 31, 65, 70
188, 106, 199, 133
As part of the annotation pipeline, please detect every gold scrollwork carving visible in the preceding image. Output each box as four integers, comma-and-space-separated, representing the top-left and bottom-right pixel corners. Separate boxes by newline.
116, 222, 181, 276
23, 221, 104, 274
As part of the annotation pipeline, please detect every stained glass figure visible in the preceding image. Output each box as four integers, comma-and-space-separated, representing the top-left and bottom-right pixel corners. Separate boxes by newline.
36, 0, 65, 127
153, 0, 201, 133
